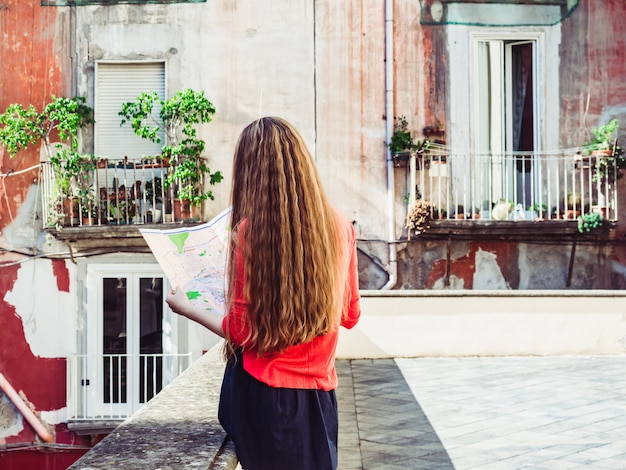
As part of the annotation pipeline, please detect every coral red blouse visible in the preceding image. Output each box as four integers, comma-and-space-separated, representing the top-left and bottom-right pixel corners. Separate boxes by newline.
222, 211, 361, 391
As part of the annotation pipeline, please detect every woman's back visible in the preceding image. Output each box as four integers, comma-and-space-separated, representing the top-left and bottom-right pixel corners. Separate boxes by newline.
224, 209, 361, 390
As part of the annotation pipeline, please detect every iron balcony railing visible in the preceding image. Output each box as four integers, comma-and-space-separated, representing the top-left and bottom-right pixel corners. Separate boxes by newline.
41, 156, 201, 228
402, 145, 619, 222
67, 353, 193, 421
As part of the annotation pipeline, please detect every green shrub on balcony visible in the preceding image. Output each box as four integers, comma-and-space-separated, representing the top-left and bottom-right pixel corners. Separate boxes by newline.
0, 96, 95, 227
119, 89, 223, 213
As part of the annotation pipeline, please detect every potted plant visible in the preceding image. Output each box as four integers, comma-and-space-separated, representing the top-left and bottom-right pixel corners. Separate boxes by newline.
107, 199, 137, 224
144, 176, 164, 223
0, 95, 94, 227
119, 89, 223, 222
528, 202, 548, 220
491, 199, 513, 221
583, 118, 626, 183
0, 103, 42, 157
78, 181, 97, 225
388, 116, 429, 167
429, 205, 446, 220
578, 212, 604, 233
405, 199, 431, 239
564, 192, 581, 219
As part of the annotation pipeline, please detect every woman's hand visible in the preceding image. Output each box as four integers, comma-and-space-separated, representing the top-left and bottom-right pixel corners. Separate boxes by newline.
165, 286, 226, 338
166, 287, 191, 317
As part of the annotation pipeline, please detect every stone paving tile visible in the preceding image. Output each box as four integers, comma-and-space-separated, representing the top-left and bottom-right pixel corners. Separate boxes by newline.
337, 359, 454, 470
395, 356, 626, 470
335, 356, 626, 469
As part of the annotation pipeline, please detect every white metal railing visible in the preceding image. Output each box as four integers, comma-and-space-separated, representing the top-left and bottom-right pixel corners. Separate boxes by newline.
67, 353, 193, 421
41, 156, 201, 228
404, 147, 619, 222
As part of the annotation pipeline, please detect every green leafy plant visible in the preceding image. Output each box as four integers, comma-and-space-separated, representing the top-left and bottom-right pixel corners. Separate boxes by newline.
389, 115, 430, 154
0, 96, 94, 227
567, 192, 581, 210
403, 185, 422, 204
0, 104, 43, 157
583, 119, 626, 182
431, 206, 446, 220
145, 176, 163, 203
577, 212, 604, 233
585, 119, 620, 152
78, 182, 96, 217
0, 96, 93, 161
119, 89, 223, 207
529, 202, 548, 217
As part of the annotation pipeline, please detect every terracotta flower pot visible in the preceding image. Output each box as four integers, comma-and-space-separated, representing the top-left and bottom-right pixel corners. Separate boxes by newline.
173, 199, 191, 222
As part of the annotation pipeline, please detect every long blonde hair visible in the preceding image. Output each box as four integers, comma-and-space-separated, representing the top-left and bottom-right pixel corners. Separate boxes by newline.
226, 117, 339, 356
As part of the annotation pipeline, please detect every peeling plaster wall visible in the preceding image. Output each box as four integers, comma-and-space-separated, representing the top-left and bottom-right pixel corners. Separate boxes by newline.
0, 4, 75, 458
386, 238, 626, 291
473, 249, 509, 290
5, 260, 76, 358
0, 263, 68, 444
0, 395, 23, 439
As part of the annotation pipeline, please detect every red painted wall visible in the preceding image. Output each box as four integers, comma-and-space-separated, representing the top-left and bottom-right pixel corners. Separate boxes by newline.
0, 3, 88, 469
560, 0, 626, 153
0, 264, 91, 469
0, 1, 70, 231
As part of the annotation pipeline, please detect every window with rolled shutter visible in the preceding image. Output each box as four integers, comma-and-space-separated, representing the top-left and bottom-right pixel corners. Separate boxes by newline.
95, 62, 165, 161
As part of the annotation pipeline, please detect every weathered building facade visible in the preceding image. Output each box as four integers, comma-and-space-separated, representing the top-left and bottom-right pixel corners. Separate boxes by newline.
1, 0, 626, 467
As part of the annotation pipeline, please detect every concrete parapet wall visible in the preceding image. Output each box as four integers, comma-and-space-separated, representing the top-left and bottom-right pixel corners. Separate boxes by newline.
337, 291, 626, 358
69, 345, 237, 470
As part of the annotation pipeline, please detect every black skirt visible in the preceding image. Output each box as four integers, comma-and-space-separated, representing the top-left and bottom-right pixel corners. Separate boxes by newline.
219, 350, 338, 470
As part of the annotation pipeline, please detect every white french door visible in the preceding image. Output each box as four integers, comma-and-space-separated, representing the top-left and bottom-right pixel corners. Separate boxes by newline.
474, 37, 539, 208
86, 264, 175, 417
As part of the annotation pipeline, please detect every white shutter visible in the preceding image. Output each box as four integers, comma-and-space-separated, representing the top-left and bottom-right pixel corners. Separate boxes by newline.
95, 62, 165, 160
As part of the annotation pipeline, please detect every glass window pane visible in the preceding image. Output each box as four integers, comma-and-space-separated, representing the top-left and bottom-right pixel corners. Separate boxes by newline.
103, 277, 127, 404
139, 277, 164, 403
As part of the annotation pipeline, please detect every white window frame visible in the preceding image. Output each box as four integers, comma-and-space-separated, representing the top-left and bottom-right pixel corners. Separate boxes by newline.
85, 263, 176, 417
446, 25, 560, 215
448, 25, 561, 157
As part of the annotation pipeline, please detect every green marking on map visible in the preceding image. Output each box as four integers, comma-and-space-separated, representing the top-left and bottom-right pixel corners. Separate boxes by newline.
186, 290, 202, 301
199, 249, 207, 257
168, 232, 190, 254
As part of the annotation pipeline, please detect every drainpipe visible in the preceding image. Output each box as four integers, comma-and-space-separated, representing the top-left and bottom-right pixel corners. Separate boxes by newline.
0, 373, 54, 443
382, 0, 397, 290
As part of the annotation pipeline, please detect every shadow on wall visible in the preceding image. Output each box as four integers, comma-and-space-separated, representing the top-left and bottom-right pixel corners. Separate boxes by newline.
357, 247, 389, 289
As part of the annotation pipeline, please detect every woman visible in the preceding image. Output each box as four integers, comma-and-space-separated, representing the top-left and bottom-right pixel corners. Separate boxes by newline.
166, 116, 361, 469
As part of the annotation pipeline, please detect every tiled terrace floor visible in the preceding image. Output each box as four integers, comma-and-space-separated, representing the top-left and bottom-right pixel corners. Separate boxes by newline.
336, 356, 626, 470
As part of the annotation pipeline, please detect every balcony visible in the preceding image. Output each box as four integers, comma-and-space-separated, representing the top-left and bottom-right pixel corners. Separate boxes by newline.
67, 345, 237, 470
399, 145, 619, 236
41, 156, 203, 229
66, 352, 192, 434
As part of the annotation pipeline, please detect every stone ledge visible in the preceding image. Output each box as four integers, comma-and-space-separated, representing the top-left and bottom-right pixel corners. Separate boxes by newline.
69, 343, 238, 470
